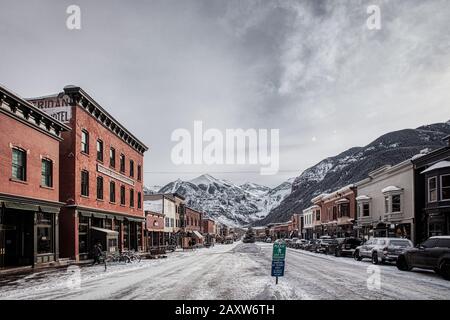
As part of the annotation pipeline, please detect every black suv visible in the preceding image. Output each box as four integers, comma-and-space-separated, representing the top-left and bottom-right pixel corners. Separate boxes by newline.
396, 236, 450, 280
330, 237, 363, 257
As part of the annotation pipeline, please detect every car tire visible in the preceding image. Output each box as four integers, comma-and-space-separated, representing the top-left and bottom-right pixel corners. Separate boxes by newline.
354, 250, 362, 261
372, 252, 379, 265
396, 255, 412, 271
440, 261, 450, 281
335, 249, 340, 257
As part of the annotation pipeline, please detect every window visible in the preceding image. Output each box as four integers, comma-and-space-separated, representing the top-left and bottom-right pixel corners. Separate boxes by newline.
110, 148, 116, 168
79, 215, 89, 254
37, 213, 53, 254
165, 217, 170, 227
316, 210, 320, 221
421, 239, 438, 248
384, 196, 389, 213
363, 203, 370, 217
104, 218, 112, 230
120, 154, 125, 173
137, 165, 142, 181
81, 170, 89, 196
428, 177, 437, 202
120, 185, 126, 205
81, 130, 89, 154
96, 139, 104, 162
437, 239, 450, 248
441, 175, 450, 201
392, 194, 401, 213
332, 206, 337, 220
41, 159, 53, 187
12, 148, 26, 181
110, 181, 116, 202
137, 192, 142, 209
96, 176, 104, 200
130, 189, 134, 208
130, 160, 134, 177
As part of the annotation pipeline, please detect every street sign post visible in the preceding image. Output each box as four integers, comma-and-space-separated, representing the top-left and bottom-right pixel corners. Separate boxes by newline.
271, 242, 286, 284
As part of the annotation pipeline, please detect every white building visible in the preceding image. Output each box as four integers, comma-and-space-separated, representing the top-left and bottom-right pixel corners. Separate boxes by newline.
355, 160, 415, 242
302, 205, 318, 240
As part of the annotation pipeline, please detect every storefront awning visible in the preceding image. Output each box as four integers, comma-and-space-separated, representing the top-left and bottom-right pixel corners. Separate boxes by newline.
90, 226, 119, 235
3, 201, 39, 212
125, 217, 145, 222
192, 230, 204, 239
40, 206, 61, 214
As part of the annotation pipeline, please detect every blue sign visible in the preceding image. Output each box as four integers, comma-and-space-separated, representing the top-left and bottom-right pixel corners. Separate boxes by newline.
271, 260, 285, 277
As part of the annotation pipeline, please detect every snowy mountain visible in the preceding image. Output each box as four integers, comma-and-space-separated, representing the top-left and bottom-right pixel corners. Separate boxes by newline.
143, 185, 163, 195
157, 174, 293, 227
255, 120, 450, 225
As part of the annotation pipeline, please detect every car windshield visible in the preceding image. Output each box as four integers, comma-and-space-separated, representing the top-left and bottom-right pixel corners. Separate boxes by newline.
389, 239, 412, 247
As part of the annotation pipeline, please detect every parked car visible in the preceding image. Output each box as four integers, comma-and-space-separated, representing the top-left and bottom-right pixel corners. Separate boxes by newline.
330, 237, 363, 257
354, 237, 413, 264
317, 237, 335, 254
265, 237, 272, 243
303, 240, 318, 252
396, 236, 450, 280
295, 239, 309, 249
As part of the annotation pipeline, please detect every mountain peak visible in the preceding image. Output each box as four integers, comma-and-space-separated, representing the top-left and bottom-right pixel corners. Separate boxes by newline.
189, 174, 220, 185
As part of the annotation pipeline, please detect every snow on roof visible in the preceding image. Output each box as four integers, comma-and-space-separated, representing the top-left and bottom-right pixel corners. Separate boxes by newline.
144, 200, 163, 213
381, 186, 403, 193
303, 205, 320, 213
322, 184, 355, 201
421, 161, 450, 174
356, 195, 371, 201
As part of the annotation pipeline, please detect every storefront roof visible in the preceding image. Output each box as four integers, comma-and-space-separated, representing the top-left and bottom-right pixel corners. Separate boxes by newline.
192, 231, 204, 239
421, 160, 450, 174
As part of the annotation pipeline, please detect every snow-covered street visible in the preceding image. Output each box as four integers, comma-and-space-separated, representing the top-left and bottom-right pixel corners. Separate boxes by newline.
1, 242, 450, 300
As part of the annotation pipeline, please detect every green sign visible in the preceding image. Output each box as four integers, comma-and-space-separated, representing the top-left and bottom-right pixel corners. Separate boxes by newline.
272, 242, 286, 260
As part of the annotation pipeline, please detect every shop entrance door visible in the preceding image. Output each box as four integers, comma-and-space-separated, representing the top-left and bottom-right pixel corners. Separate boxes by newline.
0, 229, 5, 268
3, 212, 34, 267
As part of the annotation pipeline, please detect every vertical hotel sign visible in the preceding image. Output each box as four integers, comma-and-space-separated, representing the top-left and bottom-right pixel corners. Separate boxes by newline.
29, 95, 73, 124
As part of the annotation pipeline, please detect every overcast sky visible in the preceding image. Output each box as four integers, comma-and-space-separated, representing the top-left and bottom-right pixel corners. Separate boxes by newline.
1, 0, 450, 188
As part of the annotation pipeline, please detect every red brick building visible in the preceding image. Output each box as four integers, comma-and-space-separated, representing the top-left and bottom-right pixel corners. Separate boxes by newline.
28, 86, 148, 260
202, 217, 216, 245
318, 185, 357, 238
0, 84, 70, 268
183, 207, 203, 247
145, 211, 165, 250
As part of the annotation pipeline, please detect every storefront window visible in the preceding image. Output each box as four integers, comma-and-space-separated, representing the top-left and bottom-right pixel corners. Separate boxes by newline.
123, 221, 129, 249
104, 218, 112, 230
79, 215, 89, 254
441, 175, 450, 201
137, 223, 142, 250
37, 213, 53, 254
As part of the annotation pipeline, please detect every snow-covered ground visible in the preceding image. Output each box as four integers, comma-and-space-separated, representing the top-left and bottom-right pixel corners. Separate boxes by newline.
1, 242, 449, 300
